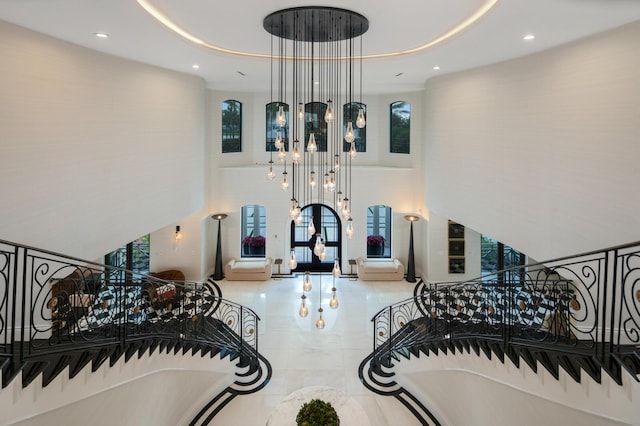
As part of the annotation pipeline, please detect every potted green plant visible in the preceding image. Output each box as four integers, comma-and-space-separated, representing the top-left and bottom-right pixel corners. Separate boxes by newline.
296, 399, 339, 426
367, 234, 385, 256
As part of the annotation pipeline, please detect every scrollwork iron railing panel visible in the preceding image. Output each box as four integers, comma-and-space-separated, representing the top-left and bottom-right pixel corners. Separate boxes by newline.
0, 243, 17, 355
372, 242, 640, 369
0, 239, 261, 379
616, 246, 640, 346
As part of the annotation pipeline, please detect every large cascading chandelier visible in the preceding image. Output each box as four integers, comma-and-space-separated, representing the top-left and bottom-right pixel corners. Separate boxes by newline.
264, 7, 368, 269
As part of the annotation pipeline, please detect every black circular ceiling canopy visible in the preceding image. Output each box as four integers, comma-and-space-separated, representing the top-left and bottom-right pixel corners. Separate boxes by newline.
263, 7, 369, 42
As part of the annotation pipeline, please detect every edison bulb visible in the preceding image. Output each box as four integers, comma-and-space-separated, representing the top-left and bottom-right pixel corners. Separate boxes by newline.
303, 272, 312, 292
329, 293, 339, 309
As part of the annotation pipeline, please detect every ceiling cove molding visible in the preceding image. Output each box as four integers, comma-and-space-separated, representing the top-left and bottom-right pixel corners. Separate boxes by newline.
135, 0, 500, 60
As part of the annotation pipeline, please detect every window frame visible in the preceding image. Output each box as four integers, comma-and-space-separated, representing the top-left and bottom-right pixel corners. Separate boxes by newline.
266, 102, 290, 152
390, 101, 411, 154
222, 99, 242, 153
367, 205, 392, 259
241, 205, 267, 258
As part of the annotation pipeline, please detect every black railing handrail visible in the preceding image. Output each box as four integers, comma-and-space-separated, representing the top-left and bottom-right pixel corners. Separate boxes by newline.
369, 240, 640, 386
428, 239, 640, 288
0, 238, 260, 321
0, 239, 263, 389
371, 239, 640, 321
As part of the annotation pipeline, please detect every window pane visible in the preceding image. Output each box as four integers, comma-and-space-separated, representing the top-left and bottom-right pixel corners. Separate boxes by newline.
241, 205, 266, 257
222, 100, 242, 153
343, 102, 366, 152
305, 102, 328, 152
367, 205, 392, 258
266, 102, 290, 151
390, 101, 410, 154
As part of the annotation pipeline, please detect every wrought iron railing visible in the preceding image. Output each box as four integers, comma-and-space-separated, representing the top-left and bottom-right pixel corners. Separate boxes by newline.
370, 241, 640, 384
0, 239, 261, 388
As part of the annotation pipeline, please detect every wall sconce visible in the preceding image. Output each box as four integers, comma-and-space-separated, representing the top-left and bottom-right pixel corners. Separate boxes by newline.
174, 226, 183, 243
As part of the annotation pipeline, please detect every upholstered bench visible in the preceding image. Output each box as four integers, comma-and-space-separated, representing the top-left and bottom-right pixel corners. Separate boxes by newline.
356, 257, 404, 281
225, 258, 273, 281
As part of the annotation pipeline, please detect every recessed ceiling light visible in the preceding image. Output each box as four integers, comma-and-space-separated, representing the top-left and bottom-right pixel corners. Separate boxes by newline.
523, 34, 535, 41
192, 64, 200, 69
433, 66, 440, 71
94, 32, 109, 39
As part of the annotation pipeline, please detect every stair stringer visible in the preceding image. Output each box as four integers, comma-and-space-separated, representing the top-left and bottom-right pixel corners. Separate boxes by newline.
0, 348, 237, 426
391, 349, 640, 426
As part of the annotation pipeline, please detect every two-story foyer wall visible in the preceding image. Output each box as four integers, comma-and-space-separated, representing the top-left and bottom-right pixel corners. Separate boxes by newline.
204, 90, 427, 276
0, 20, 205, 261
424, 20, 640, 262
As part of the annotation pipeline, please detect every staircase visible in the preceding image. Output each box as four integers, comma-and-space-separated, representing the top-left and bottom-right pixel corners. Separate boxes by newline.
0, 240, 271, 425
359, 241, 640, 425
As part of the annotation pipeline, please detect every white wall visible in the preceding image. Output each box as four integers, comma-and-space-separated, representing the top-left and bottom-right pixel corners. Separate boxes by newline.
0, 351, 234, 426
204, 90, 427, 276
395, 351, 639, 426
424, 20, 640, 262
0, 20, 206, 261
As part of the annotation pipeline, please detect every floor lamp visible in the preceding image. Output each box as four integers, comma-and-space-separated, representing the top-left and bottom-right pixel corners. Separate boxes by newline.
212, 213, 228, 280
404, 215, 420, 283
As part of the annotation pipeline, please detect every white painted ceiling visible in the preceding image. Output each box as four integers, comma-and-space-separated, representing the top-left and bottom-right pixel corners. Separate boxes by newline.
2, 0, 640, 94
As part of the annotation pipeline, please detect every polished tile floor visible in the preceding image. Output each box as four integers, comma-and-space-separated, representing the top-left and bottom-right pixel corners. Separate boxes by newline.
212, 274, 422, 426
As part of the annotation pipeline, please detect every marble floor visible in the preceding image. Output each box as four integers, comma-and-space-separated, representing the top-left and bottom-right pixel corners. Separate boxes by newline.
211, 274, 422, 426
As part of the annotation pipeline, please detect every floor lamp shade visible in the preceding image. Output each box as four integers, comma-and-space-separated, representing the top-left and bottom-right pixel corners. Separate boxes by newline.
212, 214, 228, 280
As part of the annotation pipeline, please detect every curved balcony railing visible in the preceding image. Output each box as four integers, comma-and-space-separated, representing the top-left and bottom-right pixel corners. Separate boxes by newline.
0, 239, 262, 389
370, 241, 640, 385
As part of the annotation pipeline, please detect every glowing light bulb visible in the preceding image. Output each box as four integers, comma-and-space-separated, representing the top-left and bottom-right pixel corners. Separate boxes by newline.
324, 100, 334, 123
329, 292, 339, 309
281, 174, 289, 191
274, 131, 282, 149
289, 204, 298, 219
307, 218, 316, 236
356, 108, 366, 128
313, 236, 324, 256
327, 172, 336, 192
292, 141, 301, 164
319, 248, 327, 261
303, 272, 312, 292
299, 296, 309, 318
316, 308, 325, 329
345, 121, 355, 143
346, 219, 354, 238
336, 194, 344, 208
267, 165, 275, 181
349, 142, 357, 159
309, 171, 316, 188
297, 102, 304, 121
334, 156, 340, 170
288, 250, 297, 269
276, 105, 286, 127
307, 133, 317, 154
332, 259, 341, 277
277, 146, 286, 162
295, 214, 303, 225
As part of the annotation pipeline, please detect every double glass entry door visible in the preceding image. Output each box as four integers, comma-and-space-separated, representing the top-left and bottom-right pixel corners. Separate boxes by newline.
290, 204, 342, 273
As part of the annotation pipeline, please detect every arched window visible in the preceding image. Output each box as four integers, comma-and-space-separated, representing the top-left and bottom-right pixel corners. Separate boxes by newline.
304, 102, 328, 152
266, 102, 290, 151
367, 205, 391, 258
390, 101, 410, 154
222, 99, 242, 153
241, 205, 266, 258
343, 102, 366, 152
